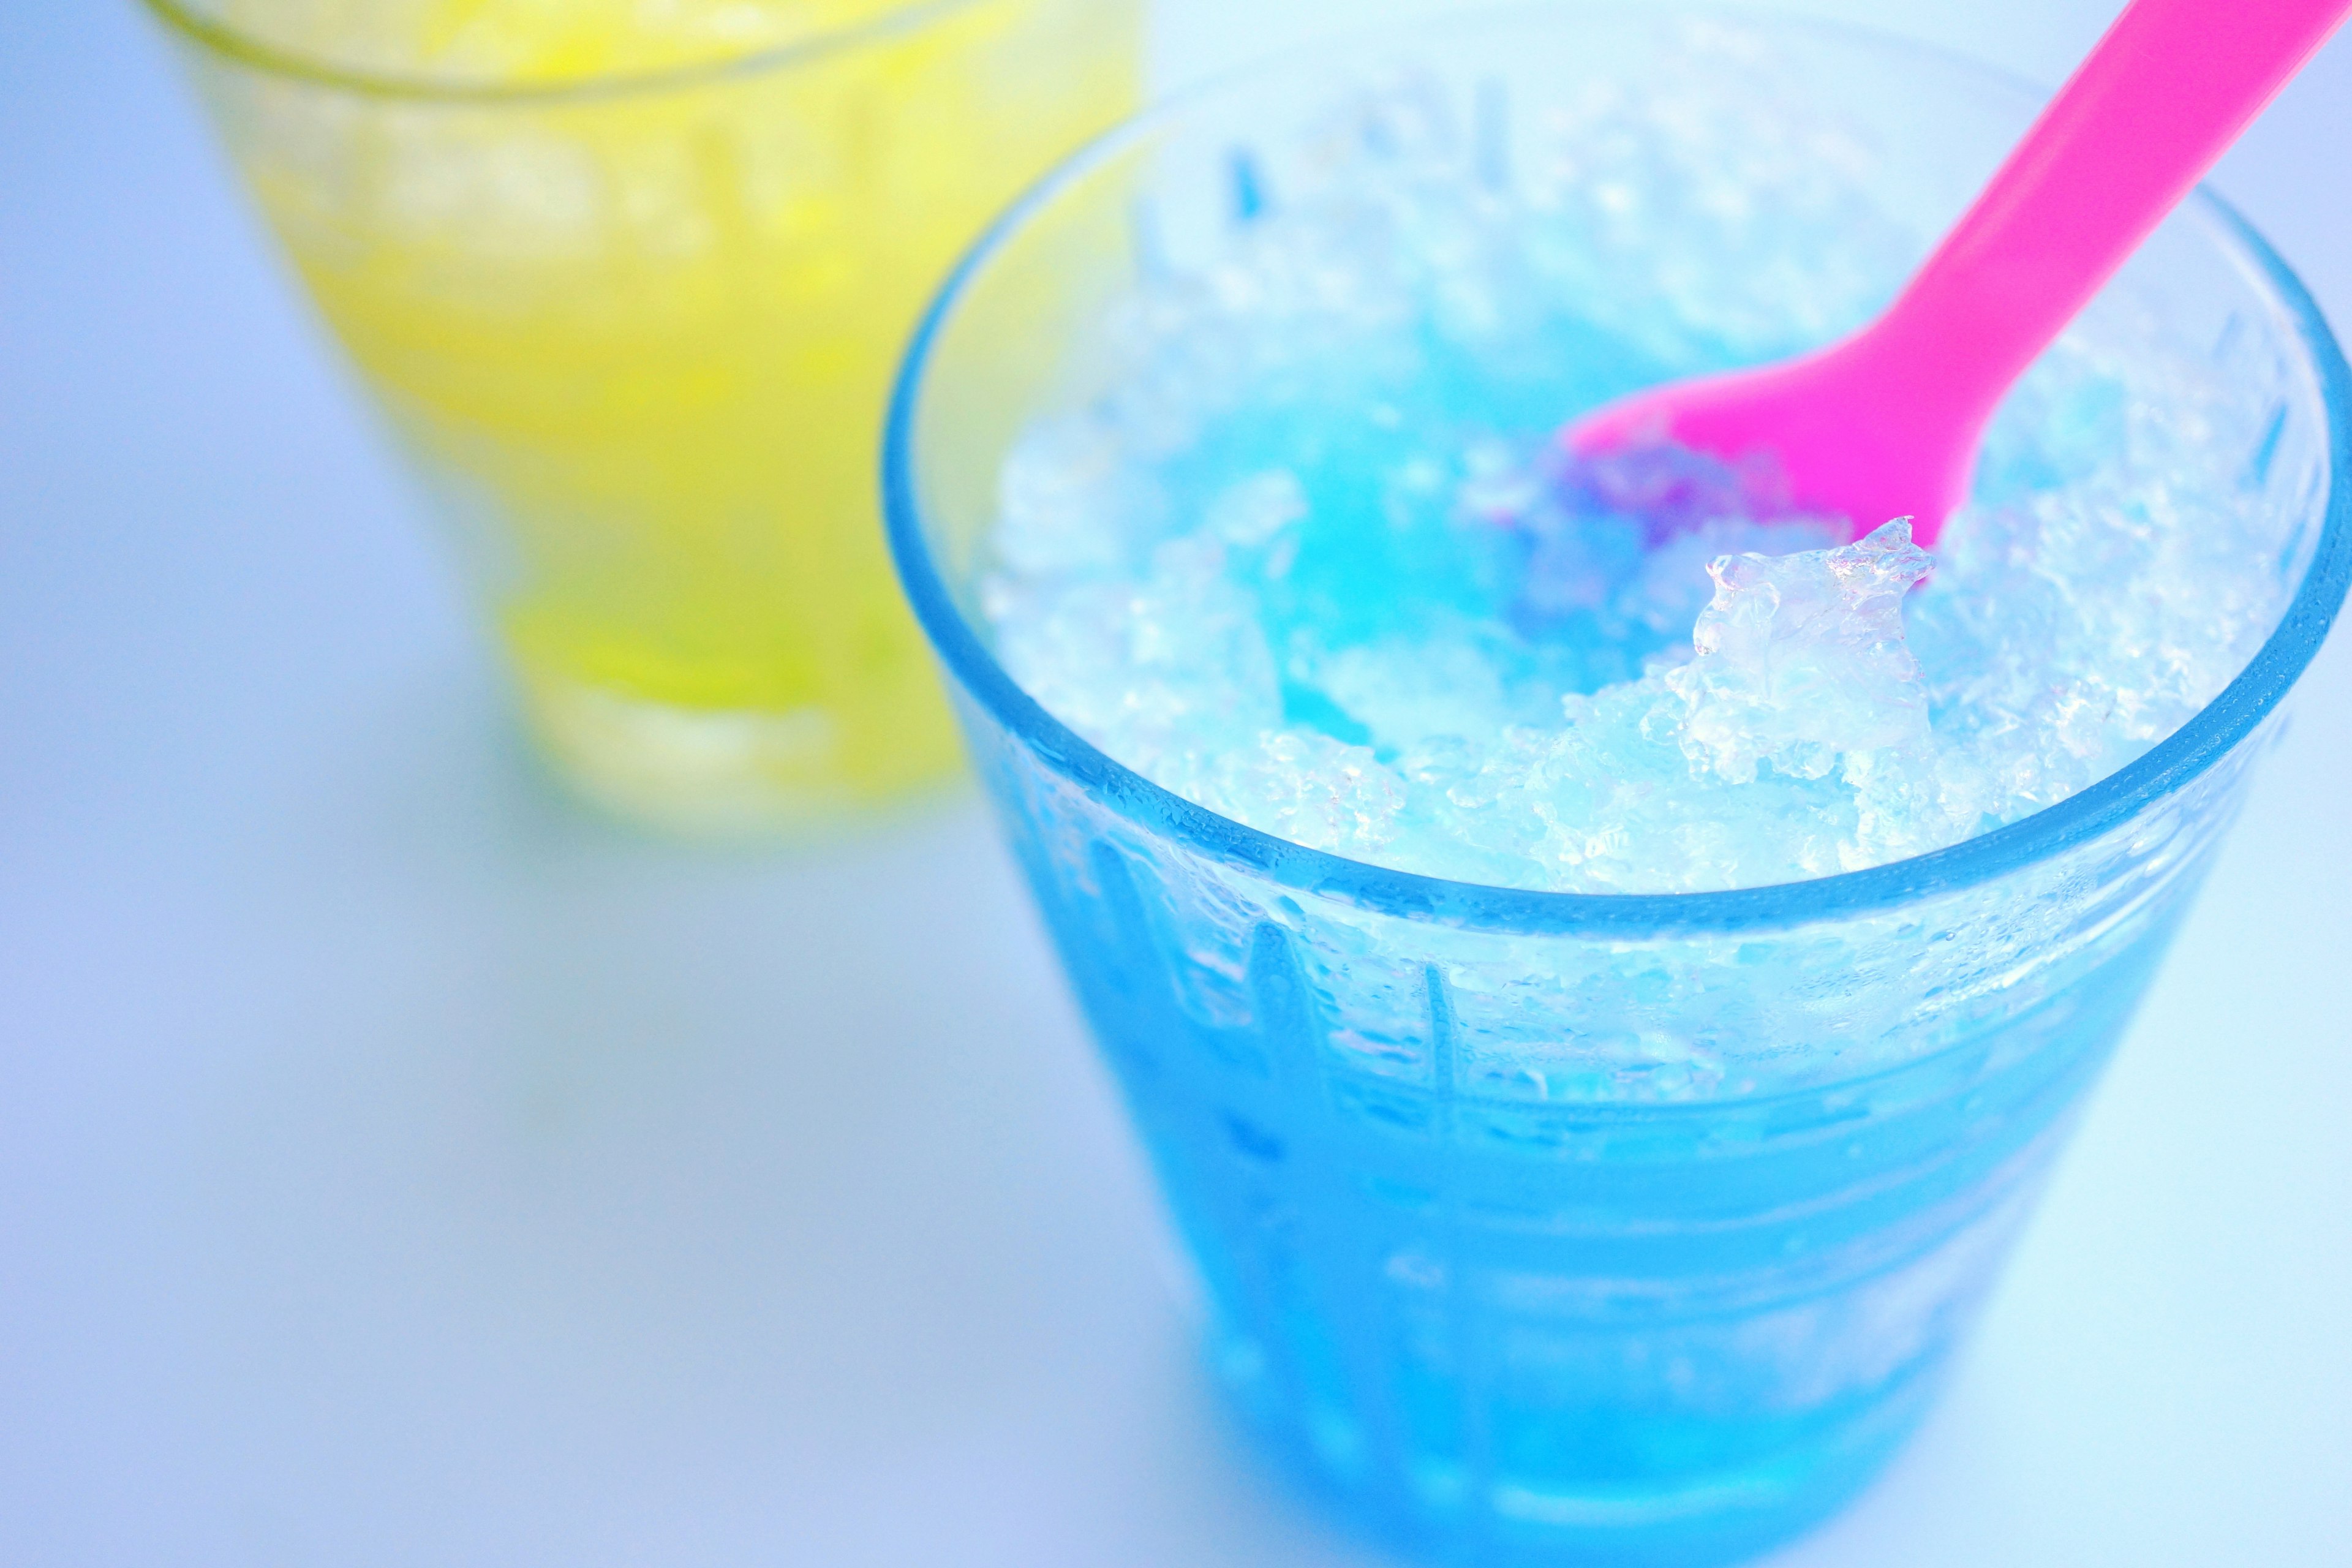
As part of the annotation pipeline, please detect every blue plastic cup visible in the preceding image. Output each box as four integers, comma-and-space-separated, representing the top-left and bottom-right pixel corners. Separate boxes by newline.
886, 10, 2350, 1564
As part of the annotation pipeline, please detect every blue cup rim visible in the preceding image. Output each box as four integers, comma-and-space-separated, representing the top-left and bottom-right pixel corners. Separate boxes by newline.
884, 4, 2352, 940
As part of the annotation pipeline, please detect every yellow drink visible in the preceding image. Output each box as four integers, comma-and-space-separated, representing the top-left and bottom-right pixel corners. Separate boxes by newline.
151, 0, 1142, 829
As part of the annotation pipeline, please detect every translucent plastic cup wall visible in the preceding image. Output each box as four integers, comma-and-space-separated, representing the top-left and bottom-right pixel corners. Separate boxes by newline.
149, 0, 1140, 831
888, 12, 2350, 1563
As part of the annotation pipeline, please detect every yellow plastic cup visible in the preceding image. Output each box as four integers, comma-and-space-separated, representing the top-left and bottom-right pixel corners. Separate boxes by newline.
143, 0, 1142, 832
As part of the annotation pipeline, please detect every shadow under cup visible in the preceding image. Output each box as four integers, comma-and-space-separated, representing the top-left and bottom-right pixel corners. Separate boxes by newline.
888, 11, 2352, 1566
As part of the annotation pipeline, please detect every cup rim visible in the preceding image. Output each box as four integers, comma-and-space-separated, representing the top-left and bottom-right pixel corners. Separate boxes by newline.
137, 0, 986, 104
884, 2, 2352, 940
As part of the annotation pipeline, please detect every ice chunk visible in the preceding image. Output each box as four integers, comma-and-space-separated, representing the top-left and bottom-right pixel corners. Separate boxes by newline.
1207, 470, 1311, 550
1500, 439, 1845, 641
997, 415, 1165, 575
1163, 731, 1407, 856
988, 532, 1282, 767
1666, 519, 1934, 784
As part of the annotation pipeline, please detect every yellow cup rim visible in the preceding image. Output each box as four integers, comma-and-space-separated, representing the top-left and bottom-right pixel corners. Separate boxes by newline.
138, 0, 993, 105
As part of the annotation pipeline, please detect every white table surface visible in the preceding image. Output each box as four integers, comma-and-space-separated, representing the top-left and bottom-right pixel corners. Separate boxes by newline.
5, 2, 2350, 1564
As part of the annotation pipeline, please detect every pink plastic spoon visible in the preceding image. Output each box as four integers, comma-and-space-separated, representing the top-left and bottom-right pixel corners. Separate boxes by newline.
1564, 0, 2350, 546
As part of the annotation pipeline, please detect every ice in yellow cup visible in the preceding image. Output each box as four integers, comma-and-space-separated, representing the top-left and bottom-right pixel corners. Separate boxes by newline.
145, 0, 1143, 831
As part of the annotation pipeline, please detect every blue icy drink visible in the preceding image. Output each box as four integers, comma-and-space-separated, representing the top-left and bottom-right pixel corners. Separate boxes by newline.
887, 12, 2351, 1566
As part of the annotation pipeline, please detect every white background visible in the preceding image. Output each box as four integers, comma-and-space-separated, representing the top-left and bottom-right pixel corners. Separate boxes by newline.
4, 2, 2350, 1564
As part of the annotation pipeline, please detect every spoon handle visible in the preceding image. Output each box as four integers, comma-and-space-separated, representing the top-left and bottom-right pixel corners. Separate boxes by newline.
1874, 0, 2349, 426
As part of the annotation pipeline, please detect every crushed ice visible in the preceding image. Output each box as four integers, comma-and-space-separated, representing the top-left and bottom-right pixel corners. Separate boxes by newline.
1668, 518, 1934, 786
977, 86, 2301, 894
